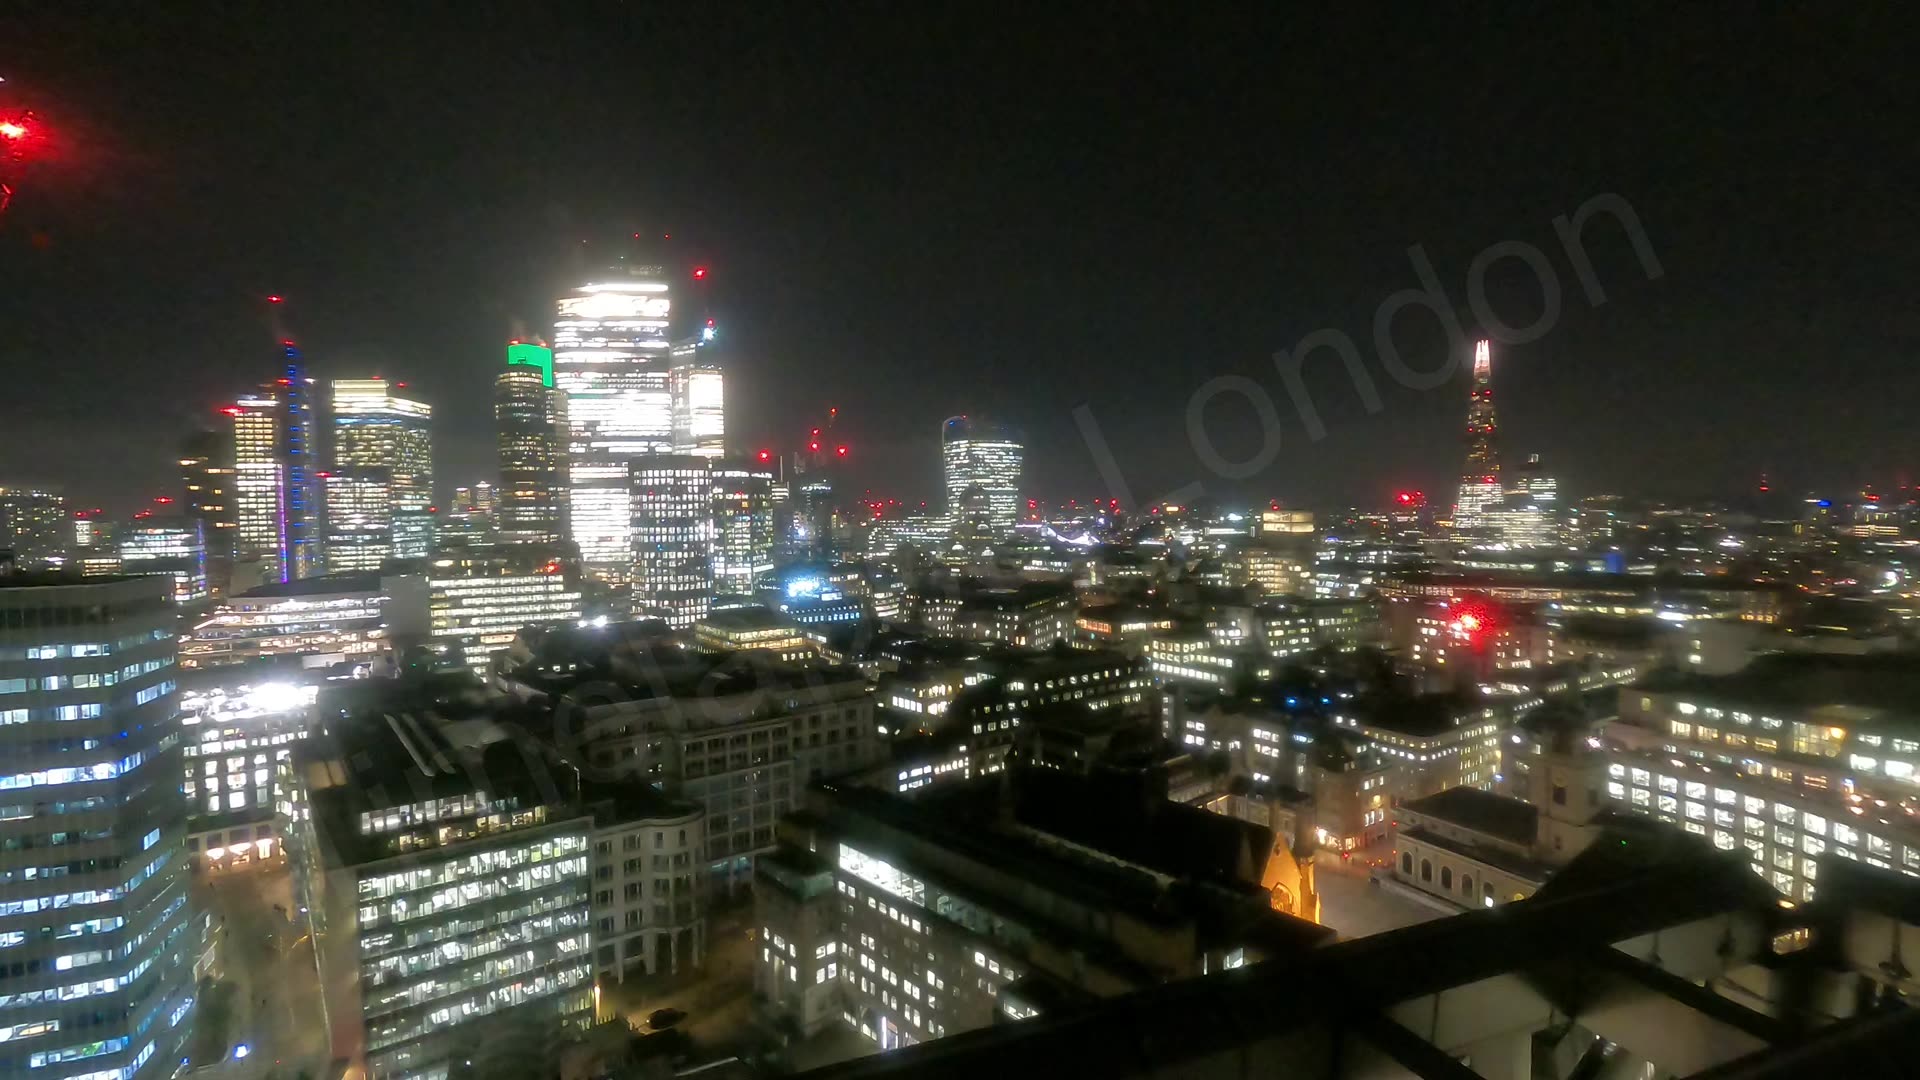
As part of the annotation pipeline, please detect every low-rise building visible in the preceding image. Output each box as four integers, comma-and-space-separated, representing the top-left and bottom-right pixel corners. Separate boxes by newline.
182, 572, 429, 670
693, 606, 812, 663
754, 774, 1331, 1048
584, 789, 707, 982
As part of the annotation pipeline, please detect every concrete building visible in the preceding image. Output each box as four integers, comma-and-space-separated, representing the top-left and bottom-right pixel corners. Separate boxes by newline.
796, 816, 1920, 1080
425, 545, 583, 678
552, 656, 882, 895
754, 774, 1331, 1048
584, 790, 706, 982
181, 572, 430, 671
692, 607, 812, 663
0, 574, 197, 1080
179, 679, 317, 873
293, 710, 595, 1080
1593, 652, 1920, 904
0, 486, 65, 568
117, 519, 209, 603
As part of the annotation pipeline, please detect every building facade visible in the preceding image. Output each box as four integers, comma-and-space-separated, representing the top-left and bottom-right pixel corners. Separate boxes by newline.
941, 416, 1023, 545
630, 454, 713, 628
0, 487, 66, 569
426, 547, 583, 678
179, 429, 237, 591
710, 460, 774, 596
668, 336, 725, 458
586, 795, 706, 982
296, 717, 596, 1080
117, 520, 209, 603
331, 378, 434, 565
494, 352, 570, 545
0, 575, 198, 1080
553, 265, 676, 582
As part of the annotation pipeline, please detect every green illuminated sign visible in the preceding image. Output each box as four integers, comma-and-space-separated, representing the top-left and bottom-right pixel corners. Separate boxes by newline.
506, 343, 554, 387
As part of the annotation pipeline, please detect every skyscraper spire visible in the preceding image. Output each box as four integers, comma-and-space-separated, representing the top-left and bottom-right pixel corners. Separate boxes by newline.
1454, 339, 1502, 530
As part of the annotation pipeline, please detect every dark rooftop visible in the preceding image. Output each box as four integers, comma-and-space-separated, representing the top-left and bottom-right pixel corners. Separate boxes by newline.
1635, 650, 1920, 716
234, 571, 383, 598
696, 606, 791, 632
1402, 786, 1540, 847
1355, 692, 1482, 737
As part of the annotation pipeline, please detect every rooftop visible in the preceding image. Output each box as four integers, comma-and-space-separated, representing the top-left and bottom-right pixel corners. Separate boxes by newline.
1402, 786, 1540, 848
234, 571, 384, 598
1635, 650, 1920, 717
696, 606, 794, 633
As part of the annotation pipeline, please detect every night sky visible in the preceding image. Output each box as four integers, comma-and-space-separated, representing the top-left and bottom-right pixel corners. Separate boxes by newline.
2, 6, 1914, 517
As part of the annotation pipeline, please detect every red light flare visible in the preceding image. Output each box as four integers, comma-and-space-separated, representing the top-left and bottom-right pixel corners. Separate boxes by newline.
835, 445, 848, 457
220, 406, 243, 417
808, 441, 820, 453
692, 266, 709, 281
756, 449, 771, 462
267, 294, 283, 304
0, 121, 26, 141
153, 496, 173, 505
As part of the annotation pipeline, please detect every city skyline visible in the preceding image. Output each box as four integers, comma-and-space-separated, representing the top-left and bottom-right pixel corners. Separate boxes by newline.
2, 10, 1914, 515
7, 12, 1920, 1080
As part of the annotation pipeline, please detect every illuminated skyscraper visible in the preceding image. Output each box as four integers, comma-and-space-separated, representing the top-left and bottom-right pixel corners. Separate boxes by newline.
321, 467, 393, 571
230, 393, 287, 578
180, 429, 237, 594
119, 518, 209, 603
495, 344, 569, 544
277, 352, 325, 580
332, 376, 433, 564
710, 459, 774, 596
942, 415, 1023, 544
0, 486, 66, 568
554, 257, 675, 582
669, 329, 725, 458
1453, 339, 1502, 530
631, 454, 713, 628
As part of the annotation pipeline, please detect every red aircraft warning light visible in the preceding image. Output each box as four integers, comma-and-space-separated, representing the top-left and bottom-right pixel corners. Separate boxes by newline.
267, 294, 284, 304
756, 449, 772, 462
809, 441, 821, 453
692, 266, 709, 281
835, 445, 848, 457
0, 121, 26, 141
